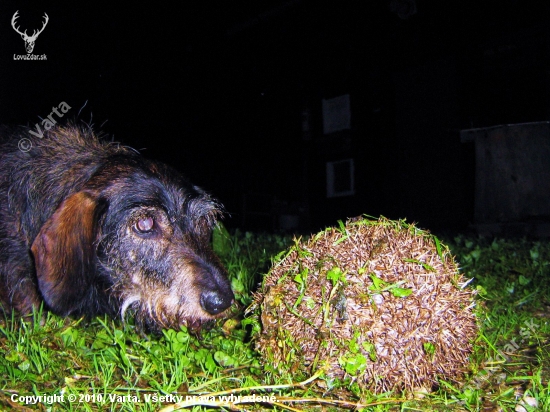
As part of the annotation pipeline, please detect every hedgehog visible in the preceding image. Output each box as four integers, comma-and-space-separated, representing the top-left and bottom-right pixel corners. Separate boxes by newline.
250, 216, 478, 394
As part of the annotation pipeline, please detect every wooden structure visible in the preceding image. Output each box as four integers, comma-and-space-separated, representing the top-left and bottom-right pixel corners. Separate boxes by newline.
461, 122, 550, 236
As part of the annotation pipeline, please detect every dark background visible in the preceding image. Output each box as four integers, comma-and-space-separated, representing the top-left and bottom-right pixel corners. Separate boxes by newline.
1, 1, 549, 233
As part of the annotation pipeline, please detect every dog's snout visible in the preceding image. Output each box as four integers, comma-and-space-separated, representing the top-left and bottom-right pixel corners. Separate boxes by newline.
200, 289, 233, 315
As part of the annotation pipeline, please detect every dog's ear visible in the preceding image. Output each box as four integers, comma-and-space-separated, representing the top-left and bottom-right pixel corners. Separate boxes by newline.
31, 191, 99, 315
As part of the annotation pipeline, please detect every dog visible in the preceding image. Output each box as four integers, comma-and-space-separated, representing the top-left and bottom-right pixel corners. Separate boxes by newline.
0, 124, 234, 331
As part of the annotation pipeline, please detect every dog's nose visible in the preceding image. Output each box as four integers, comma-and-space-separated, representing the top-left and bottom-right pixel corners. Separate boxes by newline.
200, 289, 233, 315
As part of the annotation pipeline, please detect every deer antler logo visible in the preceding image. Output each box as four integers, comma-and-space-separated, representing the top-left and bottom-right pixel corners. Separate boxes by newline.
11, 11, 49, 54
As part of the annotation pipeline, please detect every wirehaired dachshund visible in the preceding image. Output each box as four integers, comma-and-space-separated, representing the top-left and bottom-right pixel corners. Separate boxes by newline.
0, 124, 234, 331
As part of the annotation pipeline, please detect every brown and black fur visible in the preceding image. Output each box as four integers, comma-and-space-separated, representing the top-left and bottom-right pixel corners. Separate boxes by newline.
0, 124, 234, 331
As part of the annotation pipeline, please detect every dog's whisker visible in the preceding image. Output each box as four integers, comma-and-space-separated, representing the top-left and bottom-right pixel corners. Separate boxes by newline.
120, 294, 141, 319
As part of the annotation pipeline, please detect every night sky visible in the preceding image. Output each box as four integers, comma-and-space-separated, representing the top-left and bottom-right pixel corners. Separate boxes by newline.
1, 1, 549, 232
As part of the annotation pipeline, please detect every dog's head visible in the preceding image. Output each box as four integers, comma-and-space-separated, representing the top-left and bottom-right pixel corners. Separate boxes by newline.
31, 156, 234, 331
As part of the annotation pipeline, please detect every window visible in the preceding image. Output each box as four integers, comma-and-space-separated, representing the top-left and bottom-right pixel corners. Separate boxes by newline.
322, 94, 351, 134
326, 158, 355, 197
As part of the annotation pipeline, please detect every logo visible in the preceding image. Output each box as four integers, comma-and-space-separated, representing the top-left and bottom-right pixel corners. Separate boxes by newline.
11, 10, 49, 55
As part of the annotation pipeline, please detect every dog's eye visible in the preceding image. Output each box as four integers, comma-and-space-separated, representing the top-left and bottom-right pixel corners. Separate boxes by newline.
134, 217, 155, 234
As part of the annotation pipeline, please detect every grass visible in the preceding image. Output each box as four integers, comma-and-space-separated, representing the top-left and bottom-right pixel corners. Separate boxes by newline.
0, 225, 549, 411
